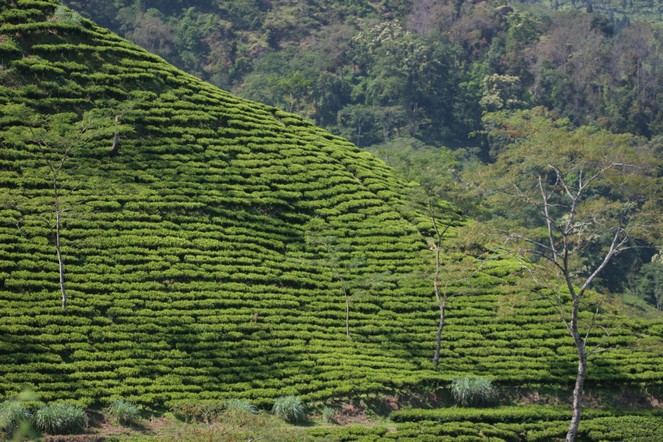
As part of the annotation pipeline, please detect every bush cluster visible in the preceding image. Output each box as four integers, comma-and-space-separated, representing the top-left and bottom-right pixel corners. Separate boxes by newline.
225, 398, 257, 414
272, 396, 306, 424
33, 403, 86, 435
0, 400, 31, 437
450, 377, 498, 407
107, 399, 141, 425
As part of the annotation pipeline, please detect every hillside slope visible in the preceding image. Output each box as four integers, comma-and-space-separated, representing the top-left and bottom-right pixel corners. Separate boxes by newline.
0, 0, 662, 410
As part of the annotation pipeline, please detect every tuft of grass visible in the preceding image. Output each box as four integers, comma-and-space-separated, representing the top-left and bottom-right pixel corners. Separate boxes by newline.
321, 406, 337, 424
0, 400, 31, 437
271, 396, 306, 424
450, 377, 498, 407
33, 403, 86, 435
107, 399, 141, 425
170, 401, 225, 424
224, 398, 257, 414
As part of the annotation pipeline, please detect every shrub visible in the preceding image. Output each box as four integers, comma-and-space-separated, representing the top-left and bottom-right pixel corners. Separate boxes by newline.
224, 398, 257, 414
450, 377, 498, 407
171, 400, 225, 424
271, 396, 306, 424
107, 399, 140, 425
33, 403, 86, 435
51, 5, 82, 24
0, 400, 31, 437
321, 406, 336, 424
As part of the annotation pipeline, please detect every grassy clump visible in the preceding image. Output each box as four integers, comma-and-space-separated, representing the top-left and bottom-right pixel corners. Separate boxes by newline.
224, 398, 257, 414
107, 399, 141, 425
272, 396, 306, 424
171, 401, 226, 424
0, 400, 31, 437
321, 406, 337, 424
33, 403, 86, 435
450, 377, 498, 407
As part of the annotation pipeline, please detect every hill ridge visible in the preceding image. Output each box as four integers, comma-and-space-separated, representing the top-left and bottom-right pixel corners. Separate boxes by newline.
0, 0, 662, 412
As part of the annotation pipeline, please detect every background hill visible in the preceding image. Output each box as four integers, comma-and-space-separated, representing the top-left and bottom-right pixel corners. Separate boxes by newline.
63, 0, 663, 145
1, 1, 662, 440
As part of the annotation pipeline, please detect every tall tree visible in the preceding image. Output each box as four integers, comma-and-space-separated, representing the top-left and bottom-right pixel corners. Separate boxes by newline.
475, 107, 661, 442
0, 105, 130, 309
422, 197, 465, 367
305, 218, 372, 340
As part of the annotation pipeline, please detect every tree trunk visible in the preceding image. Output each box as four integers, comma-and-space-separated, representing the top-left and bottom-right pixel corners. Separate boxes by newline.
341, 278, 351, 341
345, 297, 351, 340
432, 296, 447, 367
567, 336, 587, 441
55, 207, 67, 310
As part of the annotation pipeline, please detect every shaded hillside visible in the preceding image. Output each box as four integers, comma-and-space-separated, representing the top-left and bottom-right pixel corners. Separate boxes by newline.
0, 0, 662, 412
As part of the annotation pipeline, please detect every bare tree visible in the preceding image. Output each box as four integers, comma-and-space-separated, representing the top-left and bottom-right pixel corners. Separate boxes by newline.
477, 108, 661, 442
425, 200, 465, 367
1, 105, 130, 309
47, 144, 75, 309
305, 218, 366, 340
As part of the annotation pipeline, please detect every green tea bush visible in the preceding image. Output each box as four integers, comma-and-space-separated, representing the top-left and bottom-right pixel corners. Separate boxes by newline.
0, 400, 31, 437
271, 396, 306, 424
33, 403, 86, 435
107, 399, 140, 425
450, 377, 498, 407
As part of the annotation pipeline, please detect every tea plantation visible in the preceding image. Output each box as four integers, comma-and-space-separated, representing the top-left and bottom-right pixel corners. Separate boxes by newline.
0, 1, 662, 440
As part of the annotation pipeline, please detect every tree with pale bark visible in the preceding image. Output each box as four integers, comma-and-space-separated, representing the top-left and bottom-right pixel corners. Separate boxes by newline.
304, 218, 386, 341
0, 105, 131, 309
475, 108, 661, 442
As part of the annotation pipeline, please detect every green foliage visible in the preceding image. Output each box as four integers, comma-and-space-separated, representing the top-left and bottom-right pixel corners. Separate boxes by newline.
478, 108, 661, 294
271, 396, 306, 424
321, 406, 336, 424
225, 398, 257, 414
0, 0, 661, 417
386, 406, 663, 442
450, 377, 498, 407
33, 403, 86, 435
107, 399, 140, 425
64, 0, 663, 149
581, 415, 663, 441
51, 5, 82, 25
0, 400, 31, 437
132, 408, 305, 442
629, 255, 663, 311
171, 401, 226, 424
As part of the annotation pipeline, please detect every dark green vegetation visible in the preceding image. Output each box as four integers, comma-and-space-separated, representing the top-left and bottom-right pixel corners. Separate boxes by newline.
64, 0, 663, 148
1, 1, 662, 441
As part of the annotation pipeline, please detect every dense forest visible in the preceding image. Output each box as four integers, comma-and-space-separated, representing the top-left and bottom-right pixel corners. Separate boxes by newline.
64, 0, 663, 307
64, 0, 663, 143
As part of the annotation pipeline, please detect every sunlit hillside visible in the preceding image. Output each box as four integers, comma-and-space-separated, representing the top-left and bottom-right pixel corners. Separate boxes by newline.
0, 1, 662, 440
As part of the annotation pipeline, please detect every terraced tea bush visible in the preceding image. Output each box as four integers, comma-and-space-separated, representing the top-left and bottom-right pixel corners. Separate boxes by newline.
450, 377, 498, 407
107, 399, 140, 425
33, 403, 86, 435
272, 395, 306, 424
225, 398, 257, 414
0, 400, 31, 437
